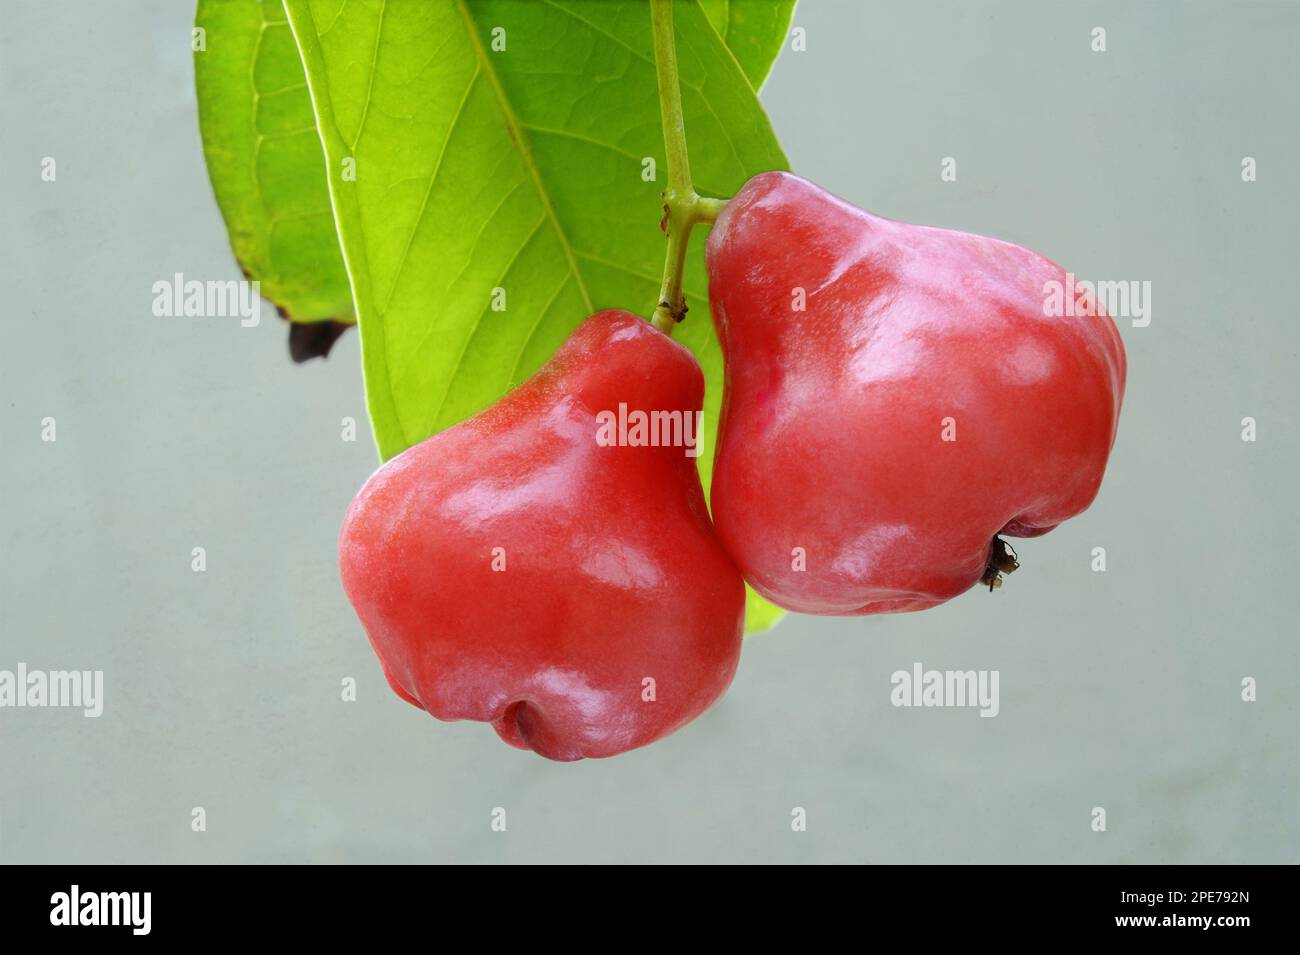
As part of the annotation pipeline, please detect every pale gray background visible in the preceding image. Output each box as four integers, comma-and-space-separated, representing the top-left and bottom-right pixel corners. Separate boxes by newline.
1, 1, 1296, 864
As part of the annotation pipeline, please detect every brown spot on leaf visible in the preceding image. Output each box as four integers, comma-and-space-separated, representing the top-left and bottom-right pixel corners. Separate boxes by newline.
288, 320, 352, 363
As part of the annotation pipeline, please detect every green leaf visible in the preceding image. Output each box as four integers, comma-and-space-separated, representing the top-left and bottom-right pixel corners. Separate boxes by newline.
194, 0, 353, 323
283, 0, 786, 632
192, 0, 791, 323
697, 0, 795, 89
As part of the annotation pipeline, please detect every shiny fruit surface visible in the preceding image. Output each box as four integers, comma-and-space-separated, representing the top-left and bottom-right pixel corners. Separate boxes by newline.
340, 311, 745, 760
706, 172, 1126, 614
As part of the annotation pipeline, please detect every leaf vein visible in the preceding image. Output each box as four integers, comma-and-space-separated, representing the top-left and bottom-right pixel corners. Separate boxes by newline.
539, 0, 654, 67
349, 0, 387, 151
455, 0, 594, 317
520, 123, 642, 163
376, 65, 482, 316
429, 215, 549, 425
506, 271, 574, 386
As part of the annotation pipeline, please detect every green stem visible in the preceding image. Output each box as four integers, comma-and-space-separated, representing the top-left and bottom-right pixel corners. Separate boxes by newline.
654, 220, 693, 332
695, 196, 727, 223
648, 0, 726, 335
652, 0, 692, 204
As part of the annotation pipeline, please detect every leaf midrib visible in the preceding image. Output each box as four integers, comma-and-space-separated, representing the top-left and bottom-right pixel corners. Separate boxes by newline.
453, 0, 594, 322
403, 0, 596, 430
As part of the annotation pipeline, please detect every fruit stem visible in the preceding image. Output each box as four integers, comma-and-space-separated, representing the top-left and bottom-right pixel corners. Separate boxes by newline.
695, 196, 728, 223
652, 221, 693, 333
651, 0, 693, 209
648, 0, 727, 335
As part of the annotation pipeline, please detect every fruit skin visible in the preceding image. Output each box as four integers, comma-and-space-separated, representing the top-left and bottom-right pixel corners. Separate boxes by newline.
339, 310, 744, 761
706, 172, 1126, 615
